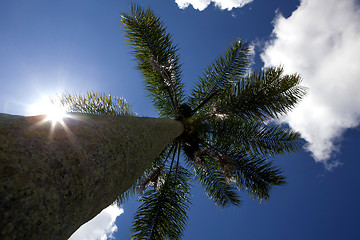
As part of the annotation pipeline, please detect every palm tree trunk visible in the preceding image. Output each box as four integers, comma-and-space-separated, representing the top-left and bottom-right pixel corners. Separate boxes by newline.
0, 113, 184, 240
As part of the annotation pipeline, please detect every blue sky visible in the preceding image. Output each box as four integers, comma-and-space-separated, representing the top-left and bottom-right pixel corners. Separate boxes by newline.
1, 0, 360, 239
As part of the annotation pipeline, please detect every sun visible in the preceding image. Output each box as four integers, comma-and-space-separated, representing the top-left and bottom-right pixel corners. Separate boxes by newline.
44, 104, 68, 123
28, 96, 75, 140
28, 97, 68, 124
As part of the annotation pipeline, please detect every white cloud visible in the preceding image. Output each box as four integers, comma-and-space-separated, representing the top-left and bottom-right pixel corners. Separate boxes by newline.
69, 204, 124, 240
175, 0, 253, 11
261, 0, 360, 169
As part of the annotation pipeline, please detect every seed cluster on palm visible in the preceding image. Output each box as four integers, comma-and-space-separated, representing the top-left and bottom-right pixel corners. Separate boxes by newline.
62, 4, 306, 240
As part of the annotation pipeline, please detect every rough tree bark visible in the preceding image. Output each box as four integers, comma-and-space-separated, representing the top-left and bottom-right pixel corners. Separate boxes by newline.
0, 113, 184, 240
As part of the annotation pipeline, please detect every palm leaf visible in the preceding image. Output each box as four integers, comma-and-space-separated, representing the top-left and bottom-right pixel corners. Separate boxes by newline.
57, 91, 132, 115
200, 140, 286, 202
188, 39, 252, 116
121, 4, 185, 117
231, 153, 286, 202
132, 166, 191, 240
189, 154, 241, 207
204, 117, 303, 156
218, 67, 306, 120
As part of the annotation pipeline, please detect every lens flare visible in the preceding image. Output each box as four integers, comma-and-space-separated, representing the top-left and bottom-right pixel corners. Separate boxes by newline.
44, 104, 68, 123
28, 98, 68, 124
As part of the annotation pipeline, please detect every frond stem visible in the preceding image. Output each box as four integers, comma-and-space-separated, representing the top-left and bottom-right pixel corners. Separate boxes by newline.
191, 90, 219, 115
163, 144, 176, 167
175, 143, 181, 176
158, 69, 179, 109
169, 143, 178, 173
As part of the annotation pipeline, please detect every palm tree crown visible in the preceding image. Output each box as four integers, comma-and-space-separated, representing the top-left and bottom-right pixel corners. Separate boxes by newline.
62, 4, 306, 240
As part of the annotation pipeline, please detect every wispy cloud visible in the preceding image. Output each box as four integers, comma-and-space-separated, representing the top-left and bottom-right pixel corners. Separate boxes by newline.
175, 0, 253, 11
261, 0, 360, 169
69, 204, 124, 240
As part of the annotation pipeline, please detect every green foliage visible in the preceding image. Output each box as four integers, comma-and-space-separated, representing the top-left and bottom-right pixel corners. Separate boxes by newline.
188, 39, 252, 116
210, 145, 286, 202
220, 67, 307, 120
132, 166, 191, 240
57, 91, 132, 116
191, 155, 242, 207
121, 4, 185, 118
232, 155, 286, 201
205, 117, 303, 156
61, 4, 307, 239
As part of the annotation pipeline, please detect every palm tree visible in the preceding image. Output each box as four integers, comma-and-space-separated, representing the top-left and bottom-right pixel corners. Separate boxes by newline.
66, 4, 305, 239
0, 4, 305, 240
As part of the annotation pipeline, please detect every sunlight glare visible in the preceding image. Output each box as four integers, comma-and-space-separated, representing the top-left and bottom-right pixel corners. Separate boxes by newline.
28, 98, 68, 124
45, 104, 67, 123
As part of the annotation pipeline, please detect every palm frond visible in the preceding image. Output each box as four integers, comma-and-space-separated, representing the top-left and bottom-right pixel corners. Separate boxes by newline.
188, 39, 252, 116
204, 117, 303, 156
132, 166, 191, 240
219, 67, 306, 120
57, 91, 132, 115
231, 152, 286, 202
189, 154, 241, 207
121, 4, 184, 117
199, 139, 286, 202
